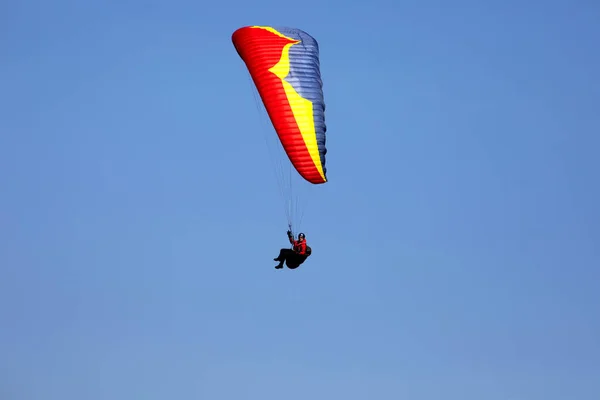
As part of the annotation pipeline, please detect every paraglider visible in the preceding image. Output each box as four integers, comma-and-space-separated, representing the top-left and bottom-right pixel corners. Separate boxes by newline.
273, 231, 311, 269
232, 25, 328, 269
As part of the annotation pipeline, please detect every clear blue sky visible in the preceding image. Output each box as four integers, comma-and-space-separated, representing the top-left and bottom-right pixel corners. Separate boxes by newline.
1, 0, 599, 399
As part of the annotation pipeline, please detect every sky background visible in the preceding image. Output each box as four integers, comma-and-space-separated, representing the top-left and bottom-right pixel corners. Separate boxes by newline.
1, 0, 599, 399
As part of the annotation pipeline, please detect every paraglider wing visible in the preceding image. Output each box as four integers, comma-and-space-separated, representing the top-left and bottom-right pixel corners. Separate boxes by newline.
232, 26, 327, 184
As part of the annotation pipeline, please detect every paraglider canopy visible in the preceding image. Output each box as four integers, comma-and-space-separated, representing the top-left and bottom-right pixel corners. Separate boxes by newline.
232, 25, 329, 233
232, 26, 328, 185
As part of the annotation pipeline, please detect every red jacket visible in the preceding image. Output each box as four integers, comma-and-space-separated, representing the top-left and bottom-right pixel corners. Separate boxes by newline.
289, 236, 307, 255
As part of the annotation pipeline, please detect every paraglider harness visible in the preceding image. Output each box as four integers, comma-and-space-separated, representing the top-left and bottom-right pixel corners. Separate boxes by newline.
305, 245, 312, 256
